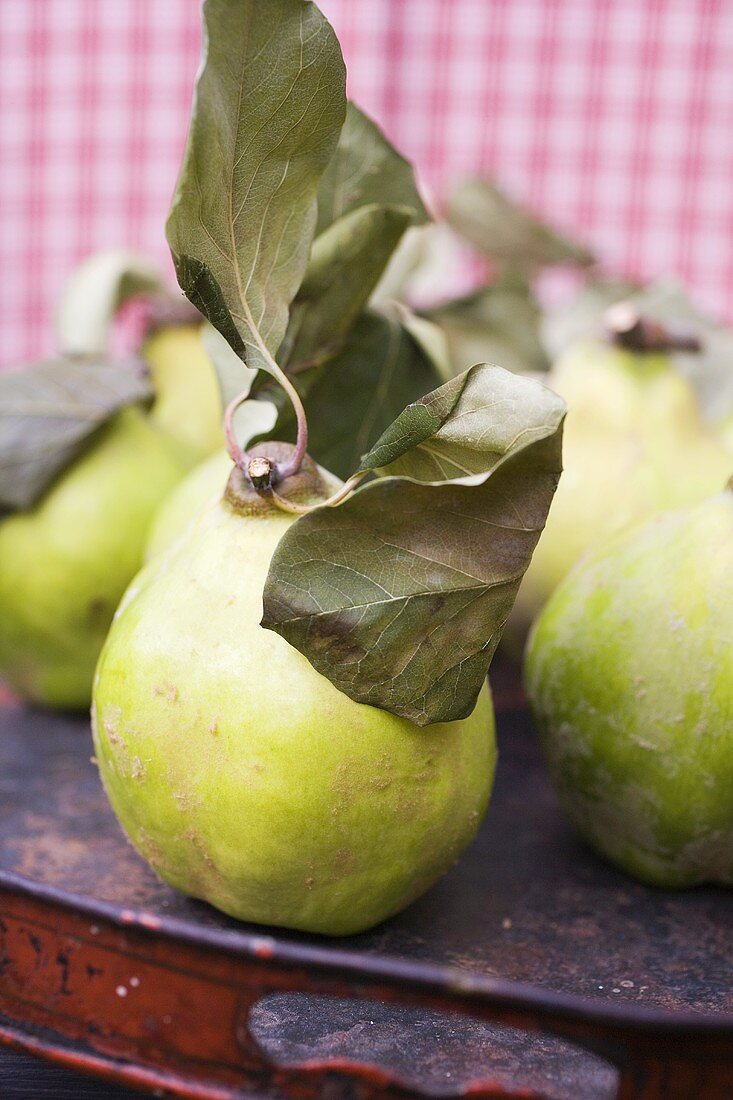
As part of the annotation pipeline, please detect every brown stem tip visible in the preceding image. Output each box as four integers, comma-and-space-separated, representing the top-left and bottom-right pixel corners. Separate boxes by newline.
605, 302, 702, 354
248, 456, 274, 493
224, 443, 342, 517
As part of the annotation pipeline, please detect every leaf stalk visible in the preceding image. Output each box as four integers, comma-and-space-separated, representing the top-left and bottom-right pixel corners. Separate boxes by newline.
269, 471, 368, 515
223, 388, 252, 473
222, 345, 317, 505
268, 360, 309, 481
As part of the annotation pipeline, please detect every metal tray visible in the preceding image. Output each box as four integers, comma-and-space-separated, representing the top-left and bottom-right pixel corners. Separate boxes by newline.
0, 662, 731, 1100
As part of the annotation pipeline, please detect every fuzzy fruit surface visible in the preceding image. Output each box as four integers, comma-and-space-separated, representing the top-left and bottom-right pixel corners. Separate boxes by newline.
525, 487, 733, 888
92, 449, 496, 935
508, 339, 731, 645
146, 448, 233, 560
144, 323, 223, 464
0, 408, 186, 709
147, 399, 281, 560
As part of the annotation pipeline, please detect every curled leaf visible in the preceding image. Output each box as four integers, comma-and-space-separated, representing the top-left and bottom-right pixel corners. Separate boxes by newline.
56, 249, 164, 357
263, 365, 565, 724
0, 358, 152, 511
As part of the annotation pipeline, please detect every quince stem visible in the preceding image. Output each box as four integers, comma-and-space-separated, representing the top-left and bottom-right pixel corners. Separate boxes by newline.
605, 303, 701, 354
223, 347, 309, 488
223, 347, 365, 514
223, 387, 252, 473
267, 359, 309, 482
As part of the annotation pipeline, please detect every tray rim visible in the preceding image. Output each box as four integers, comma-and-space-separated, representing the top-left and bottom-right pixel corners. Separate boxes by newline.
0, 1017, 233, 1100
2, 866, 731, 1037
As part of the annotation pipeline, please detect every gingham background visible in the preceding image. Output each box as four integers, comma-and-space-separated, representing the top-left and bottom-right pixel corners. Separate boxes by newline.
2, 0, 733, 367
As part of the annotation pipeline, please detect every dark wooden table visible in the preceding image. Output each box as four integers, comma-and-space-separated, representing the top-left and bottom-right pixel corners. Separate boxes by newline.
0, 1047, 139, 1097
1, 662, 731, 1100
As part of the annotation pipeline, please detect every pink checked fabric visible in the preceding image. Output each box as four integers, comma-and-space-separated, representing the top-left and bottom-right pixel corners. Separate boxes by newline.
1, 0, 733, 367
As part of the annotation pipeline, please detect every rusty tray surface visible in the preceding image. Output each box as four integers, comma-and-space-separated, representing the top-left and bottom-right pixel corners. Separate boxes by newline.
0, 664, 731, 1100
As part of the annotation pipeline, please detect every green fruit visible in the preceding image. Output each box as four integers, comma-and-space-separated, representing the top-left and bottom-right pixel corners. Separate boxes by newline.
147, 398, 279, 560
92, 448, 496, 935
0, 408, 186, 709
525, 485, 733, 888
509, 339, 731, 643
146, 449, 232, 560
144, 323, 223, 464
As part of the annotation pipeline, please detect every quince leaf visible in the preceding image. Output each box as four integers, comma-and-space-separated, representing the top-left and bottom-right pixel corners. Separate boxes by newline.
263, 364, 565, 725
280, 204, 414, 373
257, 309, 443, 479
425, 279, 549, 378
166, 0, 347, 379
448, 179, 593, 270
317, 102, 429, 235
0, 358, 152, 512
272, 105, 430, 385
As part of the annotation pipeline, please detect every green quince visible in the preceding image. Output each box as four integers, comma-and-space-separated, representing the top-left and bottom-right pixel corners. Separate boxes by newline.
509, 337, 731, 644
0, 408, 186, 709
144, 323, 223, 465
525, 484, 733, 887
92, 447, 496, 935
146, 449, 232, 560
